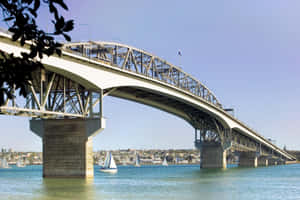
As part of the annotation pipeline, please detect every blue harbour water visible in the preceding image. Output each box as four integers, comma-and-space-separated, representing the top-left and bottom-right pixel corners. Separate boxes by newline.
0, 164, 300, 200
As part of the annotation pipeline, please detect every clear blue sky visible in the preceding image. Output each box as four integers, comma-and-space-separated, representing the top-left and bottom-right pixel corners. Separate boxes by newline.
0, 0, 299, 151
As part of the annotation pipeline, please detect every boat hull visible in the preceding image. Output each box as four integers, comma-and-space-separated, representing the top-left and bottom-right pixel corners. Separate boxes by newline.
100, 168, 118, 173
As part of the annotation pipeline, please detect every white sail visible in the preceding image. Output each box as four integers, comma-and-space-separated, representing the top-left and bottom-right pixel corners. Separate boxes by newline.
1, 158, 10, 168
103, 152, 110, 168
162, 157, 168, 166
109, 152, 117, 169
16, 158, 26, 168
135, 153, 141, 167
100, 151, 117, 173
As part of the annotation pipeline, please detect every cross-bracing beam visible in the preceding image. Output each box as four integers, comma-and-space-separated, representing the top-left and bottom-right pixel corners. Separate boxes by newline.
0, 68, 102, 119
63, 41, 222, 108
193, 115, 288, 160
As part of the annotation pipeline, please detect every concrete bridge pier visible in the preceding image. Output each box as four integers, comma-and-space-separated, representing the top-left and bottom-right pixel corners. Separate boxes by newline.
200, 143, 227, 169
268, 158, 278, 166
257, 156, 268, 166
277, 159, 286, 165
238, 152, 258, 167
30, 118, 105, 178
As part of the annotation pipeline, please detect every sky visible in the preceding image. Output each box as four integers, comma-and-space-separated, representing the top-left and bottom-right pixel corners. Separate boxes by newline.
0, 0, 299, 151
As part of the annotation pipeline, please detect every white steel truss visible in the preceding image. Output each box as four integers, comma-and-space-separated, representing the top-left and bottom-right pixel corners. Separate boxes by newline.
0, 68, 102, 119
63, 41, 222, 108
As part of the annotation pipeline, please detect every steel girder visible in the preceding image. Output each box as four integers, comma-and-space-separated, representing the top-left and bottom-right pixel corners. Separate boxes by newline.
63, 41, 222, 108
192, 117, 280, 158
191, 113, 232, 150
0, 68, 102, 119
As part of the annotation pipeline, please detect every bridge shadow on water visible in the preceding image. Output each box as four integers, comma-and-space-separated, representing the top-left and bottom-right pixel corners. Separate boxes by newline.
39, 178, 98, 200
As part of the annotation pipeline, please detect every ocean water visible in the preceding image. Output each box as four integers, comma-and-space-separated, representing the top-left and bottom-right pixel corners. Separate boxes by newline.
0, 164, 300, 200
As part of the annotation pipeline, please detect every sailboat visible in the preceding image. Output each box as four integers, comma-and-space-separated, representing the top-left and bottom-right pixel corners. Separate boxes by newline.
0, 158, 10, 168
162, 157, 168, 166
100, 151, 117, 173
16, 158, 26, 168
135, 153, 141, 167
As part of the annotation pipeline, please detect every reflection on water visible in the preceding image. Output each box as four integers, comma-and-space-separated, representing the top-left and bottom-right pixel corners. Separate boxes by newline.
38, 178, 96, 200
0, 164, 300, 200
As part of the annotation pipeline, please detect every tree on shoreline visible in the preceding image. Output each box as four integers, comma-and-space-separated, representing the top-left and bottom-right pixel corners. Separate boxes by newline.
0, 0, 74, 106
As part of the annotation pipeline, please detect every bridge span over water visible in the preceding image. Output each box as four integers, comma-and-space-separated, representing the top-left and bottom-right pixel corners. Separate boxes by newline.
0, 30, 296, 178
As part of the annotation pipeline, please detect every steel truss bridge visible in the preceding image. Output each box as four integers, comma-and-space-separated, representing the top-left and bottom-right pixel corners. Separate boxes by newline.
0, 30, 296, 164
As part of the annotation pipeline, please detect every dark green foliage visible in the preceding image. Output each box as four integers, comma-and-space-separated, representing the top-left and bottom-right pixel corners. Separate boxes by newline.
0, 51, 42, 105
0, 0, 74, 106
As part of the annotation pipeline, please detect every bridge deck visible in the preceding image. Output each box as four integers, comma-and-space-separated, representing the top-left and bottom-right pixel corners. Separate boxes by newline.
0, 30, 296, 161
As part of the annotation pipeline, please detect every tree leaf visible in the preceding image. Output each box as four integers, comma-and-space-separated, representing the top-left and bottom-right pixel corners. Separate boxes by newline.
63, 20, 74, 32
62, 33, 71, 41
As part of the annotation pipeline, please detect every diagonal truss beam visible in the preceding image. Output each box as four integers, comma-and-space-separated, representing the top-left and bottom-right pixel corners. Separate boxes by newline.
0, 68, 103, 119
63, 41, 222, 108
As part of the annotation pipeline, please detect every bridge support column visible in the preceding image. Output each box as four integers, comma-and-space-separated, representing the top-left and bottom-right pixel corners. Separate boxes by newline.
268, 158, 277, 166
239, 152, 258, 167
257, 156, 268, 166
30, 118, 105, 178
277, 159, 285, 165
200, 143, 227, 169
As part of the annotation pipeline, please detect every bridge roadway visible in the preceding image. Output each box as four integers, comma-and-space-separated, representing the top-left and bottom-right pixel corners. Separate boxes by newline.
0, 30, 296, 178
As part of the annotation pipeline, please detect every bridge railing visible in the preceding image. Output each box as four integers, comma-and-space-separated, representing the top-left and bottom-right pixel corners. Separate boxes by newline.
63, 42, 222, 108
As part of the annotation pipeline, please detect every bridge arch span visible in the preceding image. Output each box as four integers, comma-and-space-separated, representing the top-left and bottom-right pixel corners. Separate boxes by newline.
0, 34, 295, 163
0, 39, 233, 131
106, 85, 231, 131
27, 45, 234, 131
45, 54, 235, 130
